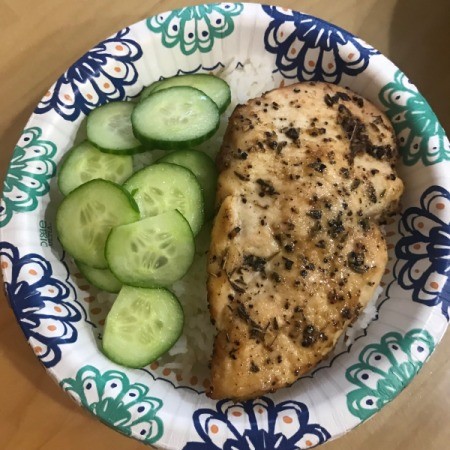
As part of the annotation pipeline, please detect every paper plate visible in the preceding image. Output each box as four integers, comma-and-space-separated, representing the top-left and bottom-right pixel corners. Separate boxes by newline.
1, 3, 449, 449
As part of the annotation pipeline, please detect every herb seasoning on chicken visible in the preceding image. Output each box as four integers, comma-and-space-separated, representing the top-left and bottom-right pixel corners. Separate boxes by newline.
207, 81, 403, 400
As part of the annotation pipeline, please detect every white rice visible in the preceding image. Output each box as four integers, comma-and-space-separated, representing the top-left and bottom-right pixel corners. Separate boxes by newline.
105, 62, 381, 376
343, 285, 382, 346
158, 223, 215, 374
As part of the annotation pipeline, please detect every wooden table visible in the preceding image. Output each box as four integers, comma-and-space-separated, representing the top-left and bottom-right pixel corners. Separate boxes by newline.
1, 1, 449, 449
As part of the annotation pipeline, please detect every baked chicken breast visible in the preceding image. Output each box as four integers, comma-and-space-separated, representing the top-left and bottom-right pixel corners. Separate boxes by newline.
207, 81, 403, 400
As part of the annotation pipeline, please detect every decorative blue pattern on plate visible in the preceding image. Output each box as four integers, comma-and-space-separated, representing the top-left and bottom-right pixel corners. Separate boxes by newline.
395, 186, 450, 320
61, 365, 163, 444
0, 127, 56, 227
183, 396, 330, 449
262, 5, 378, 83
35, 28, 142, 121
171, 62, 226, 76
0, 242, 83, 367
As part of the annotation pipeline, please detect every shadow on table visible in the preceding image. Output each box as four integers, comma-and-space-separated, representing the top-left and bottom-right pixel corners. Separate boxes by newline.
388, 0, 450, 130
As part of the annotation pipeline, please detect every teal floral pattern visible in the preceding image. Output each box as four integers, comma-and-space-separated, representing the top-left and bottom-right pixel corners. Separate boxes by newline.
1, 127, 56, 227
379, 70, 450, 166
147, 3, 243, 55
346, 329, 435, 420
61, 366, 163, 444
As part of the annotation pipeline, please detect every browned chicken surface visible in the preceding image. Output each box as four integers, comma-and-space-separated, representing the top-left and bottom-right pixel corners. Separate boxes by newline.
207, 81, 404, 400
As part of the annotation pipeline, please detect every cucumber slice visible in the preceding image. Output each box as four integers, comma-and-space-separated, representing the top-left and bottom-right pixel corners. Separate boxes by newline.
76, 261, 122, 293
123, 162, 204, 235
157, 150, 218, 220
105, 210, 195, 287
87, 101, 144, 154
139, 80, 164, 102
56, 179, 140, 268
132, 86, 220, 150
58, 141, 133, 195
149, 74, 231, 113
102, 286, 184, 368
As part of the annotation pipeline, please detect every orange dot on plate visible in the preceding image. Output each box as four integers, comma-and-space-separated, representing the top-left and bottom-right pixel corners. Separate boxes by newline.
54, 306, 62, 313
418, 222, 424, 229
308, 60, 315, 67
202, 378, 210, 388
34, 346, 43, 354
348, 52, 355, 60
290, 48, 297, 55
1, 261, 8, 269
150, 362, 159, 370
49, 288, 55, 293
28, 269, 37, 275
280, 31, 284, 37
99, 319, 105, 326
415, 269, 420, 273
114, 66, 121, 73
64, 94, 71, 101
162, 368, 171, 376
90, 307, 101, 315
84, 296, 95, 303
115, 44, 124, 51
430, 281, 439, 289
328, 63, 334, 69
413, 243, 421, 250
257, 408, 264, 414
306, 440, 313, 447
232, 411, 242, 417
45, 91, 51, 97
436, 203, 445, 210
210, 424, 219, 434
47, 325, 57, 332
103, 82, 111, 89
283, 416, 293, 424
86, 93, 93, 100
176, 373, 183, 382
190, 376, 198, 385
